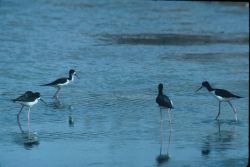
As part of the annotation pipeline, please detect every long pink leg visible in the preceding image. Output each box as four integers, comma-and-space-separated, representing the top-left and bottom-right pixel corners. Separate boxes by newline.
228, 101, 237, 121
216, 101, 221, 120
166, 109, 172, 155
160, 108, 163, 155
54, 87, 61, 99
27, 107, 31, 137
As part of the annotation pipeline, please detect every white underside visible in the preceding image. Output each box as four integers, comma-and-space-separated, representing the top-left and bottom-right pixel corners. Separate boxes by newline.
18, 98, 39, 107
159, 106, 171, 110
55, 78, 74, 87
210, 91, 233, 102
58, 79, 70, 86
170, 100, 173, 107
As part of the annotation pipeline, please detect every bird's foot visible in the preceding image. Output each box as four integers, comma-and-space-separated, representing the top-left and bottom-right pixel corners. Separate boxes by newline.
53, 95, 59, 100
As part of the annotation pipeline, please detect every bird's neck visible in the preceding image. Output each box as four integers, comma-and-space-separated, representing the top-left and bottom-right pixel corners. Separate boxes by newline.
158, 90, 163, 95
205, 85, 213, 92
68, 74, 74, 81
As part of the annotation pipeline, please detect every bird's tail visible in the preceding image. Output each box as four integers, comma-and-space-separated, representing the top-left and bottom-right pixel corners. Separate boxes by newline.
234, 95, 243, 98
40, 83, 51, 86
11, 99, 17, 103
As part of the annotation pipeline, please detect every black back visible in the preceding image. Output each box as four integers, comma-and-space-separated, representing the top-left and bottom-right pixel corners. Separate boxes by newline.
156, 83, 173, 109
202, 81, 242, 98
41, 69, 76, 86
12, 91, 33, 102
41, 77, 68, 86
12, 91, 40, 102
215, 89, 242, 98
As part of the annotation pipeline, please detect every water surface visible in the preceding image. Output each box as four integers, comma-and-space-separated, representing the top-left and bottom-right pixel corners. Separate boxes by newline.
0, 1, 249, 167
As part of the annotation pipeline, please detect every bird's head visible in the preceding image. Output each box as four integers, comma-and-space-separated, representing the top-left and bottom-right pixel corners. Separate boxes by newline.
158, 83, 163, 91
34, 92, 47, 105
69, 69, 79, 79
196, 81, 211, 92
34, 92, 41, 98
202, 81, 210, 88
25, 91, 33, 95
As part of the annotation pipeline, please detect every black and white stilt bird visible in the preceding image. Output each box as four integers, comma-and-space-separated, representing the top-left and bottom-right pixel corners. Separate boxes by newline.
12, 91, 46, 134
196, 81, 242, 121
40, 69, 79, 99
156, 83, 173, 156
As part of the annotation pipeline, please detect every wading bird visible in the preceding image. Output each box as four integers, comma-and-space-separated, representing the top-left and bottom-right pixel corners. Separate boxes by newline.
196, 81, 242, 121
12, 91, 46, 134
40, 69, 79, 99
156, 83, 173, 157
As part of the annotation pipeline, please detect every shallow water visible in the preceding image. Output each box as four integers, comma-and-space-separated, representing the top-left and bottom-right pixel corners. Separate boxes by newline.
0, 1, 249, 167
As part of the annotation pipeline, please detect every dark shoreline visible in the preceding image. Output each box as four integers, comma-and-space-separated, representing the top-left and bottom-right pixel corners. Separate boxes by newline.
101, 33, 249, 45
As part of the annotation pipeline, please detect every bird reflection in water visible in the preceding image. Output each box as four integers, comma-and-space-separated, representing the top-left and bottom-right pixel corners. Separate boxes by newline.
156, 113, 171, 164
68, 105, 74, 127
15, 123, 39, 149
47, 98, 75, 127
22, 132, 39, 150
52, 98, 64, 109
17, 116, 39, 149
201, 120, 236, 156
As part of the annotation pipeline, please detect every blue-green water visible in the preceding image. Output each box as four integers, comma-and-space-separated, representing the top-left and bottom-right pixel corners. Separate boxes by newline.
0, 1, 249, 167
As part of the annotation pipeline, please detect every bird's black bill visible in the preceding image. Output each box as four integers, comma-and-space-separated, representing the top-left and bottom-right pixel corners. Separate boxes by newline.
195, 86, 203, 92
75, 74, 79, 79
40, 98, 47, 105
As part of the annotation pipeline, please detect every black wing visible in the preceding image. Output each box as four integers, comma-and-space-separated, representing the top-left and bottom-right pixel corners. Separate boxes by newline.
156, 94, 174, 109
41, 77, 68, 86
12, 91, 33, 102
215, 89, 242, 98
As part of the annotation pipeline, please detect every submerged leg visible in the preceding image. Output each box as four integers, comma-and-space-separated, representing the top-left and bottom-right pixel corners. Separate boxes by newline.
17, 106, 24, 133
160, 108, 163, 155
53, 87, 61, 99
27, 107, 31, 138
168, 108, 172, 126
215, 101, 221, 120
228, 101, 237, 121
216, 119, 221, 134
166, 109, 172, 155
